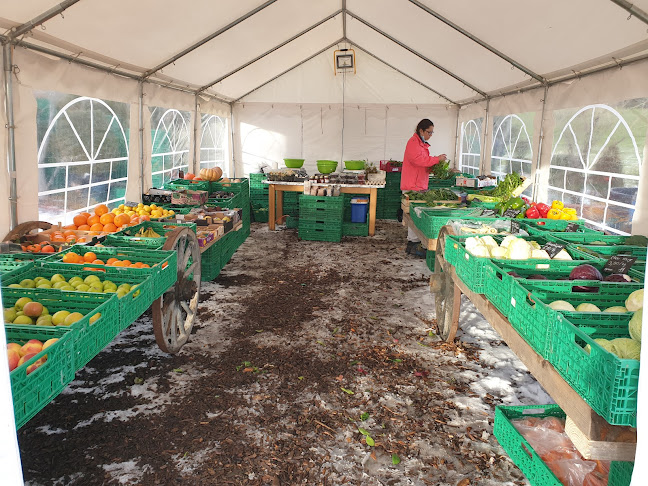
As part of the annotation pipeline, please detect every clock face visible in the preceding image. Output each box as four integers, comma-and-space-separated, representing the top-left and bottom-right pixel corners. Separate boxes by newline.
337, 55, 353, 69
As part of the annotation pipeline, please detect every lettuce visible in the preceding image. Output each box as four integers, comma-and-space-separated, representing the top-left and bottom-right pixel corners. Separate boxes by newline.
610, 338, 641, 360
625, 289, 644, 312
629, 310, 642, 343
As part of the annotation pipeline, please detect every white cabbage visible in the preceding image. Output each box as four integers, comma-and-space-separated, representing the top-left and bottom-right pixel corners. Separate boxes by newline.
528, 241, 541, 250
575, 303, 601, 312
625, 289, 644, 312
585, 338, 614, 354
629, 310, 642, 343
548, 300, 576, 312
531, 249, 551, 260
552, 249, 573, 260
500, 235, 519, 249
490, 247, 508, 259
468, 244, 491, 258
506, 239, 532, 260
610, 338, 641, 360
480, 235, 499, 250
604, 306, 629, 313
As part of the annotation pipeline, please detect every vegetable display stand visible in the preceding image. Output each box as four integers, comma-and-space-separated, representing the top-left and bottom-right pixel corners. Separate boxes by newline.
429, 224, 637, 463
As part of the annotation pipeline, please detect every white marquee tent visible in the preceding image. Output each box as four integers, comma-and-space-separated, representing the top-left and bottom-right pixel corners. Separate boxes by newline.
1, 0, 648, 481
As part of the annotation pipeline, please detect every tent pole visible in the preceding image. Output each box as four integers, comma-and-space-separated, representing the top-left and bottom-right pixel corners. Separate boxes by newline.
609, 0, 648, 26
3, 44, 18, 229
454, 109, 461, 170
8, 0, 82, 40
229, 104, 236, 178
193, 94, 199, 175
481, 99, 490, 175
138, 81, 145, 196
342, 0, 347, 37
533, 84, 549, 202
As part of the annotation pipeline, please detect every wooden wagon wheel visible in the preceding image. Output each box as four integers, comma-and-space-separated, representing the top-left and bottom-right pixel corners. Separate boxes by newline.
3, 221, 52, 242
152, 227, 201, 354
430, 225, 461, 342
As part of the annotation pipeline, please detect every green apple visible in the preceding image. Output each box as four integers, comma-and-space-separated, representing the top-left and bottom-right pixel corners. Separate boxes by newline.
36, 315, 53, 326
63, 312, 83, 326
33, 277, 46, 285
84, 275, 101, 285
41, 306, 49, 315
51, 310, 70, 326
68, 276, 83, 285
37, 283, 52, 289
19, 279, 36, 289
4, 308, 17, 323
50, 274, 66, 284
103, 288, 116, 294
89, 312, 101, 324
13, 315, 33, 325
116, 289, 128, 298
69, 280, 82, 288
89, 281, 104, 291
75, 284, 90, 292
53, 281, 68, 289
103, 281, 117, 292
14, 297, 32, 310
117, 283, 131, 292
60, 285, 75, 291
8, 283, 22, 289
87, 287, 101, 293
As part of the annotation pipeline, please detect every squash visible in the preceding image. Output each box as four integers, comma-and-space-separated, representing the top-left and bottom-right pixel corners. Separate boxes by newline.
199, 167, 223, 181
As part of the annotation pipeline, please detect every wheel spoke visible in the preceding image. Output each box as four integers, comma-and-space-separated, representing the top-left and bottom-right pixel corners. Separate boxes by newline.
183, 260, 199, 280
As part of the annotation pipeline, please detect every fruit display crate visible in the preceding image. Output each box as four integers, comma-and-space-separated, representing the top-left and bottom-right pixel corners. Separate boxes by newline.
201, 241, 222, 282
298, 220, 342, 242
2, 288, 119, 371
41, 245, 177, 300
568, 244, 647, 265
519, 218, 597, 235
0, 255, 35, 281
410, 207, 482, 239
285, 215, 299, 229
3, 266, 154, 331
548, 313, 639, 427
545, 233, 634, 245
444, 234, 595, 294
341, 221, 369, 237
507, 279, 641, 357
159, 204, 194, 215
252, 207, 269, 223
483, 259, 644, 319
210, 178, 249, 195
164, 179, 211, 193
105, 221, 196, 249
6, 326, 75, 429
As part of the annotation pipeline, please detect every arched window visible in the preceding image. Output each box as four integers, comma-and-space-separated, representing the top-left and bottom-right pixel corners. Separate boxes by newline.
459, 118, 482, 176
150, 107, 191, 188
491, 114, 533, 179
200, 114, 228, 176
548, 103, 644, 235
37, 94, 129, 224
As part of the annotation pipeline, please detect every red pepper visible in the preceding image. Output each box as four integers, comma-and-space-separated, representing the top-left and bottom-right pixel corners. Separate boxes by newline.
537, 221, 545, 225
536, 203, 550, 218
525, 206, 540, 219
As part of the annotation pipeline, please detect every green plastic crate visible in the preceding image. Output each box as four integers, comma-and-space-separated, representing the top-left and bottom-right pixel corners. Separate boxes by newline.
298, 220, 342, 242
342, 221, 369, 237
484, 259, 644, 319
609, 461, 634, 486
285, 215, 299, 229
105, 221, 196, 249
6, 326, 75, 429
2, 288, 119, 372
3, 266, 154, 332
164, 179, 211, 192
201, 242, 222, 281
549, 312, 639, 426
544, 233, 634, 245
568, 244, 647, 262
508, 279, 640, 357
493, 404, 566, 486
252, 208, 269, 223
42, 245, 177, 300
426, 249, 436, 272
0, 256, 35, 281
520, 218, 600, 236
210, 178, 249, 195
159, 204, 194, 215
410, 208, 482, 239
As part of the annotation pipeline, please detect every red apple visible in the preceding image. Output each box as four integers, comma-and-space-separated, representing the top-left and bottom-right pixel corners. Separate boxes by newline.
26, 356, 46, 375
17, 352, 38, 368
20, 339, 43, 357
7, 348, 20, 372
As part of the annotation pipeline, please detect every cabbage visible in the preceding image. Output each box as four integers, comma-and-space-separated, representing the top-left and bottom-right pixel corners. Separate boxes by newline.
507, 239, 532, 260
585, 338, 614, 354
465, 237, 482, 252
629, 310, 642, 342
575, 303, 601, 312
490, 247, 508, 259
468, 243, 490, 258
528, 241, 541, 250
625, 289, 644, 312
610, 338, 641, 360
552, 249, 573, 260
531, 249, 550, 260
480, 235, 499, 250
500, 235, 519, 249
549, 300, 576, 311
604, 306, 628, 313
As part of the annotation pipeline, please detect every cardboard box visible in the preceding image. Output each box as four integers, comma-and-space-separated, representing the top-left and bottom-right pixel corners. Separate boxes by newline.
455, 176, 497, 188
171, 189, 208, 206
142, 189, 172, 204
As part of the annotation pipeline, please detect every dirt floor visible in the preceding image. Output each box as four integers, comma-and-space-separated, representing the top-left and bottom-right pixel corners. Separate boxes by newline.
18, 220, 535, 486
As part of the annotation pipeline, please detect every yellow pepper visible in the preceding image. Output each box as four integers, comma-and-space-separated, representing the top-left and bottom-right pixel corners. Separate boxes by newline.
547, 208, 563, 219
569, 214, 579, 220
562, 207, 577, 215
560, 211, 573, 220
551, 200, 564, 210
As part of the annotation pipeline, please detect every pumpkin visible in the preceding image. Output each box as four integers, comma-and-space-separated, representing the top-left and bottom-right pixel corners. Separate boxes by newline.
199, 167, 223, 181
184, 173, 195, 180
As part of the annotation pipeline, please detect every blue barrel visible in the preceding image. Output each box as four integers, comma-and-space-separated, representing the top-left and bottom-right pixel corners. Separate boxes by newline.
350, 198, 369, 223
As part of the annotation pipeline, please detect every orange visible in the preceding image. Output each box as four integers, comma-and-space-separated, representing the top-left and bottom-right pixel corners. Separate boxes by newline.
113, 260, 127, 267
63, 229, 77, 237
77, 237, 87, 243
140, 263, 150, 268
83, 251, 97, 263
51, 233, 65, 242
77, 224, 91, 231
73, 214, 88, 226
41, 245, 55, 253
114, 213, 130, 227
99, 213, 115, 225
139, 215, 151, 222
62, 224, 77, 230
94, 204, 109, 216
80, 211, 92, 219
121, 260, 132, 266
87, 215, 101, 226
92, 259, 105, 265
90, 223, 104, 232
106, 257, 119, 265
65, 235, 77, 243
63, 252, 81, 263
103, 223, 118, 233
131, 262, 143, 268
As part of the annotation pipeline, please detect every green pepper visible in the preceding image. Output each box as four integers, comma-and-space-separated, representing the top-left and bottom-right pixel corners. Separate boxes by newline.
508, 197, 525, 210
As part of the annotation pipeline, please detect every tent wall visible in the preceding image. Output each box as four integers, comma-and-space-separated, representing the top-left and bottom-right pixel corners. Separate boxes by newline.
0, 52, 10, 234
232, 102, 458, 176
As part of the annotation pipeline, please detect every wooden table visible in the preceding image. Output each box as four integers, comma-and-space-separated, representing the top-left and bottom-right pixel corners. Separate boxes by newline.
263, 181, 384, 236
429, 225, 636, 462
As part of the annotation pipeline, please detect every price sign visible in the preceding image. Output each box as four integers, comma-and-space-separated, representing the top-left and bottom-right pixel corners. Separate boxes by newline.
564, 222, 580, 232
503, 208, 521, 218
542, 241, 566, 259
480, 209, 497, 217
511, 220, 521, 234
603, 255, 638, 275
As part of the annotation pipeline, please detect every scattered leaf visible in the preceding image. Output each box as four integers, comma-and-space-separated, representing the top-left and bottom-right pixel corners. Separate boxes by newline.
133, 377, 144, 384
349, 360, 360, 365
243, 367, 255, 373
360, 412, 370, 421
255, 330, 263, 333
341, 387, 354, 395
297, 376, 304, 380
358, 428, 370, 436
173, 368, 184, 373
335, 375, 344, 381
391, 454, 401, 465
316, 340, 325, 345
391, 359, 403, 363
365, 436, 375, 446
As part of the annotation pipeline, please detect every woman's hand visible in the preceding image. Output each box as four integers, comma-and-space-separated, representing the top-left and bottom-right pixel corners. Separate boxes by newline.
437, 154, 447, 162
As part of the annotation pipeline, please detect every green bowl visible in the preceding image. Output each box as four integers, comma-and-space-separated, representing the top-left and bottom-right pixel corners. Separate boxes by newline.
344, 160, 365, 170
316, 160, 338, 174
284, 158, 305, 168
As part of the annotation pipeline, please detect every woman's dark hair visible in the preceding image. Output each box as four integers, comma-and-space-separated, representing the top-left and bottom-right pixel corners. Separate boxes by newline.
416, 119, 434, 134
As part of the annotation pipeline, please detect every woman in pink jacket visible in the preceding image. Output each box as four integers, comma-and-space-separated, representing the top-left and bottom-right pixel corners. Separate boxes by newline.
401, 119, 447, 256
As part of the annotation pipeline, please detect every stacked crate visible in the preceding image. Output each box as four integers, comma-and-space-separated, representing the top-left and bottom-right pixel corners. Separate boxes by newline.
298, 195, 343, 242
377, 172, 402, 220
249, 173, 269, 223
342, 193, 369, 237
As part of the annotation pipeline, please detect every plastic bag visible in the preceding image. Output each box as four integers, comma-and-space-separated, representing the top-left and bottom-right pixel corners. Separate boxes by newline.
448, 218, 529, 236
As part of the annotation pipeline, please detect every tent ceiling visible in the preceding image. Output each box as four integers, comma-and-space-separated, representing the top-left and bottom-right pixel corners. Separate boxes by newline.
1, 0, 648, 104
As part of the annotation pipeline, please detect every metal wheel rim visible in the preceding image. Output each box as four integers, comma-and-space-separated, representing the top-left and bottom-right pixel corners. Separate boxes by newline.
153, 227, 201, 354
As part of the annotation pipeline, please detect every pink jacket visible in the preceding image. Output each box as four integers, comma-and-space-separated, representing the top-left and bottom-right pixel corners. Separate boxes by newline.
400, 133, 441, 192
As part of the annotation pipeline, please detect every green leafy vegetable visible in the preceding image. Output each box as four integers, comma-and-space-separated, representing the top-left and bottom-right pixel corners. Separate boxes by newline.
358, 427, 370, 436
429, 160, 453, 180
365, 436, 375, 446
405, 188, 458, 205
486, 172, 524, 198
360, 412, 370, 421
